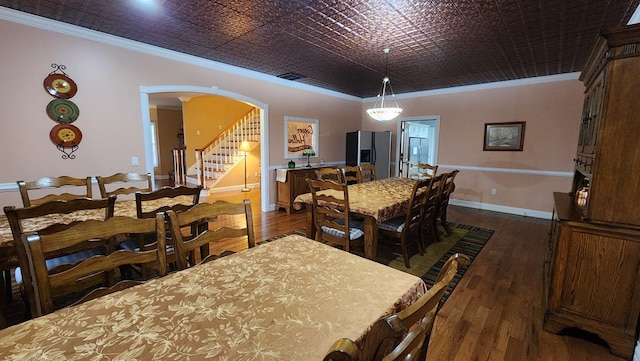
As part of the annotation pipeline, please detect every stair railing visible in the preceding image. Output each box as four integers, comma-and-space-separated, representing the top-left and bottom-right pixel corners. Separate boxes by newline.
194, 108, 260, 188
171, 147, 187, 185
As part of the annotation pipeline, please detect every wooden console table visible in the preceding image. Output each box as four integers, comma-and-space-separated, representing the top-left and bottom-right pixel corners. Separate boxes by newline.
276, 167, 324, 214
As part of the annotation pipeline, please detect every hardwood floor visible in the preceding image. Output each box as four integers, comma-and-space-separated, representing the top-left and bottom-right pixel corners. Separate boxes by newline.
207, 188, 627, 361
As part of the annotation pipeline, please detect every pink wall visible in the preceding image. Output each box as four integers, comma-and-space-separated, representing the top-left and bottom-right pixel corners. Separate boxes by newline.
0, 18, 361, 210
361, 80, 584, 214
0, 16, 584, 216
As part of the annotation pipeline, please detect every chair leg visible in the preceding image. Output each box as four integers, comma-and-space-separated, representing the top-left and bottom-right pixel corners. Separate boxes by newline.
401, 238, 411, 269
439, 203, 452, 236
421, 222, 438, 247
417, 234, 425, 256
3, 269, 11, 302
441, 215, 452, 236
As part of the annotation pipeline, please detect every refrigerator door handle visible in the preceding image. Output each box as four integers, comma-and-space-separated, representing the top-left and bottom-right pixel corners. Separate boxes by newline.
371, 132, 376, 165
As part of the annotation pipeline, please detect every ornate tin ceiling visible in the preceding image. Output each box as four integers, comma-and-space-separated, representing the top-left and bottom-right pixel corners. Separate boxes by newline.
1, 0, 638, 97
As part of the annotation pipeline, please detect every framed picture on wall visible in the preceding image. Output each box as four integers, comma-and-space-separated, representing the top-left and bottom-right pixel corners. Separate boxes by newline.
483, 121, 525, 151
285, 116, 319, 158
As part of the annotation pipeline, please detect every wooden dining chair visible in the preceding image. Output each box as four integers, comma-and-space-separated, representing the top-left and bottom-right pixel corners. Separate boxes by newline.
121, 185, 202, 277
17, 176, 93, 207
342, 166, 361, 184
307, 178, 364, 252
435, 170, 460, 236
409, 163, 438, 180
323, 253, 471, 361
359, 164, 377, 182
167, 199, 255, 270
317, 168, 344, 183
421, 174, 446, 247
96, 172, 152, 198
135, 185, 202, 219
24, 213, 167, 317
378, 179, 432, 268
4, 196, 116, 317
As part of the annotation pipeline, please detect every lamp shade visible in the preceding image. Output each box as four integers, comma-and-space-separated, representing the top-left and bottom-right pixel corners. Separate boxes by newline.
239, 140, 251, 152
366, 107, 403, 122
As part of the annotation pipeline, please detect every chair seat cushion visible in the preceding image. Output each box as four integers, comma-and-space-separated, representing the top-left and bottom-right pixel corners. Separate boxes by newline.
379, 216, 406, 232
15, 246, 107, 285
118, 234, 174, 253
321, 220, 364, 240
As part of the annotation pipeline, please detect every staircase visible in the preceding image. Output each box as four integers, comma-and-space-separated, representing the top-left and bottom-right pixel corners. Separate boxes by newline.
175, 108, 260, 189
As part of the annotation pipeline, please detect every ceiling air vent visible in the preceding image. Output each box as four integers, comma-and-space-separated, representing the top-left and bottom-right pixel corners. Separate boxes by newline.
277, 72, 306, 81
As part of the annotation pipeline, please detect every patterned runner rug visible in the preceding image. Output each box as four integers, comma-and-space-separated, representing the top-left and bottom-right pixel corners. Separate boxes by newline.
261, 222, 494, 304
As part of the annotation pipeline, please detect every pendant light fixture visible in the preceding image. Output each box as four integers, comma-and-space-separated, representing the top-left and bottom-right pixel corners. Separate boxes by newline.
367, 48, 403, 122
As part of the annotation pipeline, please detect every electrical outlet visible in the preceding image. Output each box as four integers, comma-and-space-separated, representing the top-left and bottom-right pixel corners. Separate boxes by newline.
491, 188, 497, 195
131, 156, 139, 166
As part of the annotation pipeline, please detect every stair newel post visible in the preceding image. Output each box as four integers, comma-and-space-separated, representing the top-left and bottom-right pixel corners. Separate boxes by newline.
196, 148, 205, 188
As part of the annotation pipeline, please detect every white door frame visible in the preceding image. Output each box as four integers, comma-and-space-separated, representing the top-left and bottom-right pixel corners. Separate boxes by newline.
140, 85, 270, 212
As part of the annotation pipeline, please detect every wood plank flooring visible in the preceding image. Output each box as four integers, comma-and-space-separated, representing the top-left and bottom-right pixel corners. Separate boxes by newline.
206, 189, 627, 361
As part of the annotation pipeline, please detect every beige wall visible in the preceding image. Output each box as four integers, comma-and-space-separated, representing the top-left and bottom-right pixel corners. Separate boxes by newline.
361, 80, 584, 214
0, 18, 361, 210
0, 16, 584, 217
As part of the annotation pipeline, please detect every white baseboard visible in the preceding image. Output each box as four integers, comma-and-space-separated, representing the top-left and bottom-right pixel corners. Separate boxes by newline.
449, 199, 552, 220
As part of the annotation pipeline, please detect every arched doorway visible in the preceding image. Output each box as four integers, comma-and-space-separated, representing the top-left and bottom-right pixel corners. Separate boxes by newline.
139, 85, 270, 212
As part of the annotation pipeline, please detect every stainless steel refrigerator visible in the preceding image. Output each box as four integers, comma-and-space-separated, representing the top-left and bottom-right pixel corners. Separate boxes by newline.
346, 130, 392, 179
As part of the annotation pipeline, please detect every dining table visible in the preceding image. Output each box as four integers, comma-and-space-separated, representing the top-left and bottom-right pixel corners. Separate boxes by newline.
0, 197, 196, 268
0, 234, 427, 360
0, 195, 198, 304
293, 177, 419, 260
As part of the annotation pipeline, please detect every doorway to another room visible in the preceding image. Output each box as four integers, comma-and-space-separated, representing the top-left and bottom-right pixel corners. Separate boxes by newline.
141, 85, 270, 213
396, 118, 440, 178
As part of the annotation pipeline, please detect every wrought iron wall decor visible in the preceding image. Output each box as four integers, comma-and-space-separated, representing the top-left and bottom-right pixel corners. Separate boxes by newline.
44, 63, 81, 159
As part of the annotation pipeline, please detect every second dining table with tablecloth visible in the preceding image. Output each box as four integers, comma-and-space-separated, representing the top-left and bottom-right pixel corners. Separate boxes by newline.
293, 177, 419, 259
0, 196, 196, 269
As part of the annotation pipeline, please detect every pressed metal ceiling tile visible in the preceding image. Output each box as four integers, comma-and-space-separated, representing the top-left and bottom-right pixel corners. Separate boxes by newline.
0, 0, 638, 96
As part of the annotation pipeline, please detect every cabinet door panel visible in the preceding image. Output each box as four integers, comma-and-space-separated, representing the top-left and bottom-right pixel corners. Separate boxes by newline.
560, 228, 640, 327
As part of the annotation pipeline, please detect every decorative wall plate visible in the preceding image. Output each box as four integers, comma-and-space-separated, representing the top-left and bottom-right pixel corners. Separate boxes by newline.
50, 123, 82, 146
43, 73, 78, 99
46, 99, 80, 123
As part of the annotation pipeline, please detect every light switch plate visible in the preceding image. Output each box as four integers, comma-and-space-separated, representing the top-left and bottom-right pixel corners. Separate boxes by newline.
131, 156, 139, 166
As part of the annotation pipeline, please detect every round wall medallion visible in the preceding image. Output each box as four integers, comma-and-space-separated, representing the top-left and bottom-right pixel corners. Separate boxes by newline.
43, 73, 78, 99
46, 99, 80, 123
50, 123, 83, 146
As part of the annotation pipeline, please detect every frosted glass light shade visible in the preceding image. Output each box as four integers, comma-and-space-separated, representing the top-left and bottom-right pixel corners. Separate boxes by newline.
366, 107, 403, 122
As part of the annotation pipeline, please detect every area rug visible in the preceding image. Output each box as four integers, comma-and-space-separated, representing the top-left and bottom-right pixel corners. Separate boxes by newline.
260, 222, 494, 304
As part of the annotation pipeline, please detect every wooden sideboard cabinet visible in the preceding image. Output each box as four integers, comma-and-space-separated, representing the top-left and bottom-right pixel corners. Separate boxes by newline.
276, 167, 323, 214
545, 24, 640, 360
571, 23, 640, 226
545, 193, 640, 360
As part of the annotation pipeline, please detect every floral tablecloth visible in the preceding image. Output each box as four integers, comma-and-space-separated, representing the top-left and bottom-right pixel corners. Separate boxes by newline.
294, 177, 419, 259
293, 177, 418, 222
0, 234, 427, 360
0, 197, 196, 267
